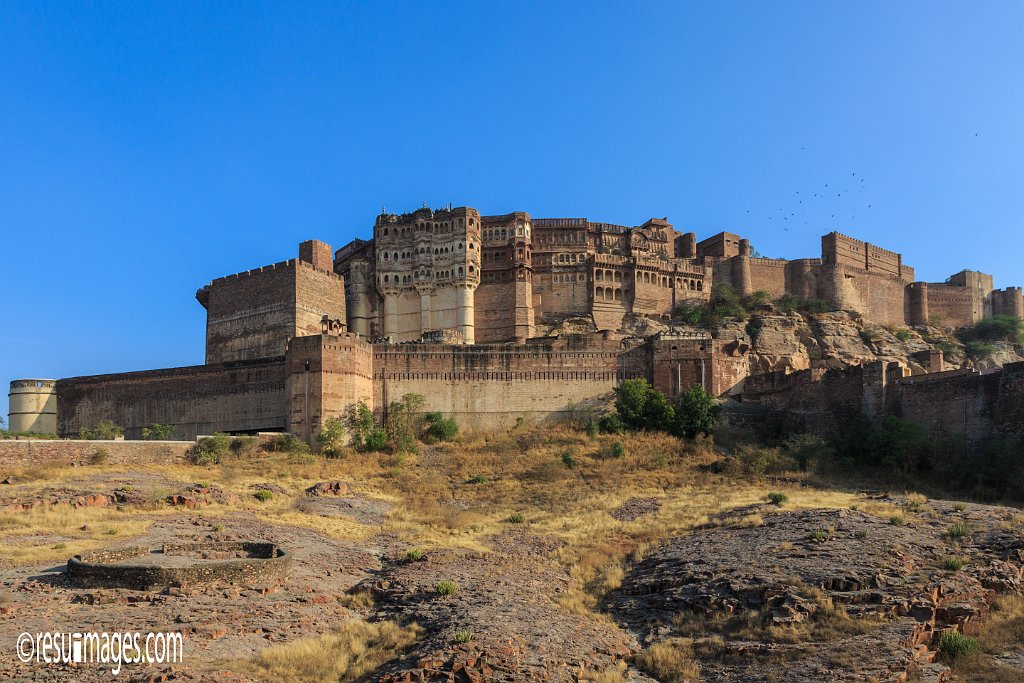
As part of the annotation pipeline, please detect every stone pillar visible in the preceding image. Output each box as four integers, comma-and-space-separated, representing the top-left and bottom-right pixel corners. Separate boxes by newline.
419, 287, 432, 332
348, 261, 371, 337
908, 282, 929, 326
681, 233, 697, 258
456, 285, 475, 344
383, 294, 399, 339
733, 240, 753, 298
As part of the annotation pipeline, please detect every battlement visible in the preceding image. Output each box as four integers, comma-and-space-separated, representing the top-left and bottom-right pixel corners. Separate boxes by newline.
533, 218, 588, 228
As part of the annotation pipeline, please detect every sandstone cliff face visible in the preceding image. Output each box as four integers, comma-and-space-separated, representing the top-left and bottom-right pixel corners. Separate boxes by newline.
747, 312, 952, 375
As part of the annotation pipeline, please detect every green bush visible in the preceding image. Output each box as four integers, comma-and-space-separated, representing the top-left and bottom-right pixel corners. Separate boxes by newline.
435, 580, 460, 596
585, 419, 599, 438
947, 522, 970, 539
425, 413, 459, 441
609, 441, 626, 458
960, 314, 1024, 344
894, 329, 913, 342
767, 491, 788, 505
964, 340, 996, 359
253, 489, 273, 502
937, 630, 979, 659
89, 448, 109, 465
189, 432, 231, 465
453, 630, 474, 644
808, 529, 828, 541
79, 419, 124, 440
859, 328, 882, 344
890, 515, 906, 526
942, 556, 964, 571
598, 414, 625, 434
405, 548, 425, 561
507, 513, 525, 524
561, 451, 578, 469
316, 417, 347, 457
799, 297, 831, 314
268, 433, 310, 456
364, 429, 388, 452
776, 293, 800, 313
141, 423, 174, 440
467, 474, 488, 484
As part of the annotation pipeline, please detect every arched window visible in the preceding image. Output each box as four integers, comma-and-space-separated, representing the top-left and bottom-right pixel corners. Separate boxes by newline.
595, 270, 603, 281
458, 243, 463, 250
458, 267, 464, 276
614, 289, 622, 301
596, 287, 604, 299
696, 281, 703, 291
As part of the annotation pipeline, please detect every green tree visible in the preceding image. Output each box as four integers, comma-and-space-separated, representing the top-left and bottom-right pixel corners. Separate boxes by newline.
613, 379, 675, 432
316, 417, 347, 457
674, 385, 720, 438
384, 393, 427, 453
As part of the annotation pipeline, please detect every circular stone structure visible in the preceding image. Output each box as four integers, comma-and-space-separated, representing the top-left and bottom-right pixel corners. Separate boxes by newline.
8, 379, 57, 435
67, 541, 290, 590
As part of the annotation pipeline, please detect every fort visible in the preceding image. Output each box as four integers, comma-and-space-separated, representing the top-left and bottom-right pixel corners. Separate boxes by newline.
7, 206, 1024, 445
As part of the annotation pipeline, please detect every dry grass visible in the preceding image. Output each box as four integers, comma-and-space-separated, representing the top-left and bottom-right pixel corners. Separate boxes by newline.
634, 638, 701, 682
241, 618, 421, 683
944, 594, 1024, 682
0, 503, 157, 565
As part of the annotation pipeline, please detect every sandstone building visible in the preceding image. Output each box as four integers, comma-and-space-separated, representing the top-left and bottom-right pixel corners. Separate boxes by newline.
8, 205, 1023, 443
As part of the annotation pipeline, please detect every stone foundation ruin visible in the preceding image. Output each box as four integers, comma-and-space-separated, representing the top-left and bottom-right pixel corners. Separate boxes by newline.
67, 541, 290, 590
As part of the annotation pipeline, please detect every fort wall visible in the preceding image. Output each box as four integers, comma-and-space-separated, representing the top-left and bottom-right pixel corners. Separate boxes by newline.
55, 358, 287, 440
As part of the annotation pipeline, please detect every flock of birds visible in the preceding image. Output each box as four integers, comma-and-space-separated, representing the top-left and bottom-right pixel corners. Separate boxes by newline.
748, 172, 871, 233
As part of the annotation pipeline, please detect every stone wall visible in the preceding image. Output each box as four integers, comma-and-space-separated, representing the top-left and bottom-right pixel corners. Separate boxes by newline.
0, 438, 192, 468
56, 358, 287, 440
68, 541, 290, 590
370, 333, 648, 431
741, 361, 1024, 445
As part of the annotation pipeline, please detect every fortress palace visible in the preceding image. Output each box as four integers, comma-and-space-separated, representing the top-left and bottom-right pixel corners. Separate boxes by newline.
9, 206, 1024, 443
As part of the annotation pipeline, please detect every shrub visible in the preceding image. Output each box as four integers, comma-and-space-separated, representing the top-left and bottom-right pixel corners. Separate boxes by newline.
364, 429, 388, 452
425, 413, 459, 441
78, 419, 124, 440
937, 630, 979, 659
435, 580, 459, 596
189, 432, 230, 465
767, 491, 788, 506
859, 328, 882, 344
776, 293, 800, 313
453, 630, 474, 644
800, 297, 831, 314
634, 638, 701, 682
959, 314, 1024, 344
507, 513, 525, 524
254, 490, 273, 502
384, 393, 426, 452
947, 522, 970, 539
268, 433, 310, 456
942, 556, 964, 571
585, 419, 599, 438
316, 417, 347, 457
466, 474, 488, 484
609, 441, 626, 458
953, 503, 966, 512
895, 329, 913, 342
561, 451, 578, 469
89, 448, 109, 465
808, 529, 828, 541
964, 341, 996, 359
598, 414, 625, 434
890, 515, 906, 526
404, 548, 424, 562
349, 401, 376, 450
141, 423, 174, 440
855, 530, 869, 540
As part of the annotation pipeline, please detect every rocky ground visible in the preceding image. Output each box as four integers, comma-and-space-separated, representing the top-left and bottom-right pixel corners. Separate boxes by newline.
0, 433, 1022, 682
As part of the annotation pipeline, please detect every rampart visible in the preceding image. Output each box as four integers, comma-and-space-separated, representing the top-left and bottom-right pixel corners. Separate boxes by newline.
56, 357, 287, 440
741, 362, 1024, 444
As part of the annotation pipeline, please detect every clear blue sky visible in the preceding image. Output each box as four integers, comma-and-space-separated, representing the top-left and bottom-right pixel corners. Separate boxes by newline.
2, 2, 1022, 421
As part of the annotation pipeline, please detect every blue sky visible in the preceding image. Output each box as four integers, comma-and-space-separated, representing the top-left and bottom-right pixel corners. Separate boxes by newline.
2, 1, 1022, 421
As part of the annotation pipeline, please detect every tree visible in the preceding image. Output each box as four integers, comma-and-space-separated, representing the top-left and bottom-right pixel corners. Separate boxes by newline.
674, 385, 720, 439
385, 393, 427, 452
613, 379, 675, 432
316, 417, 347, 457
